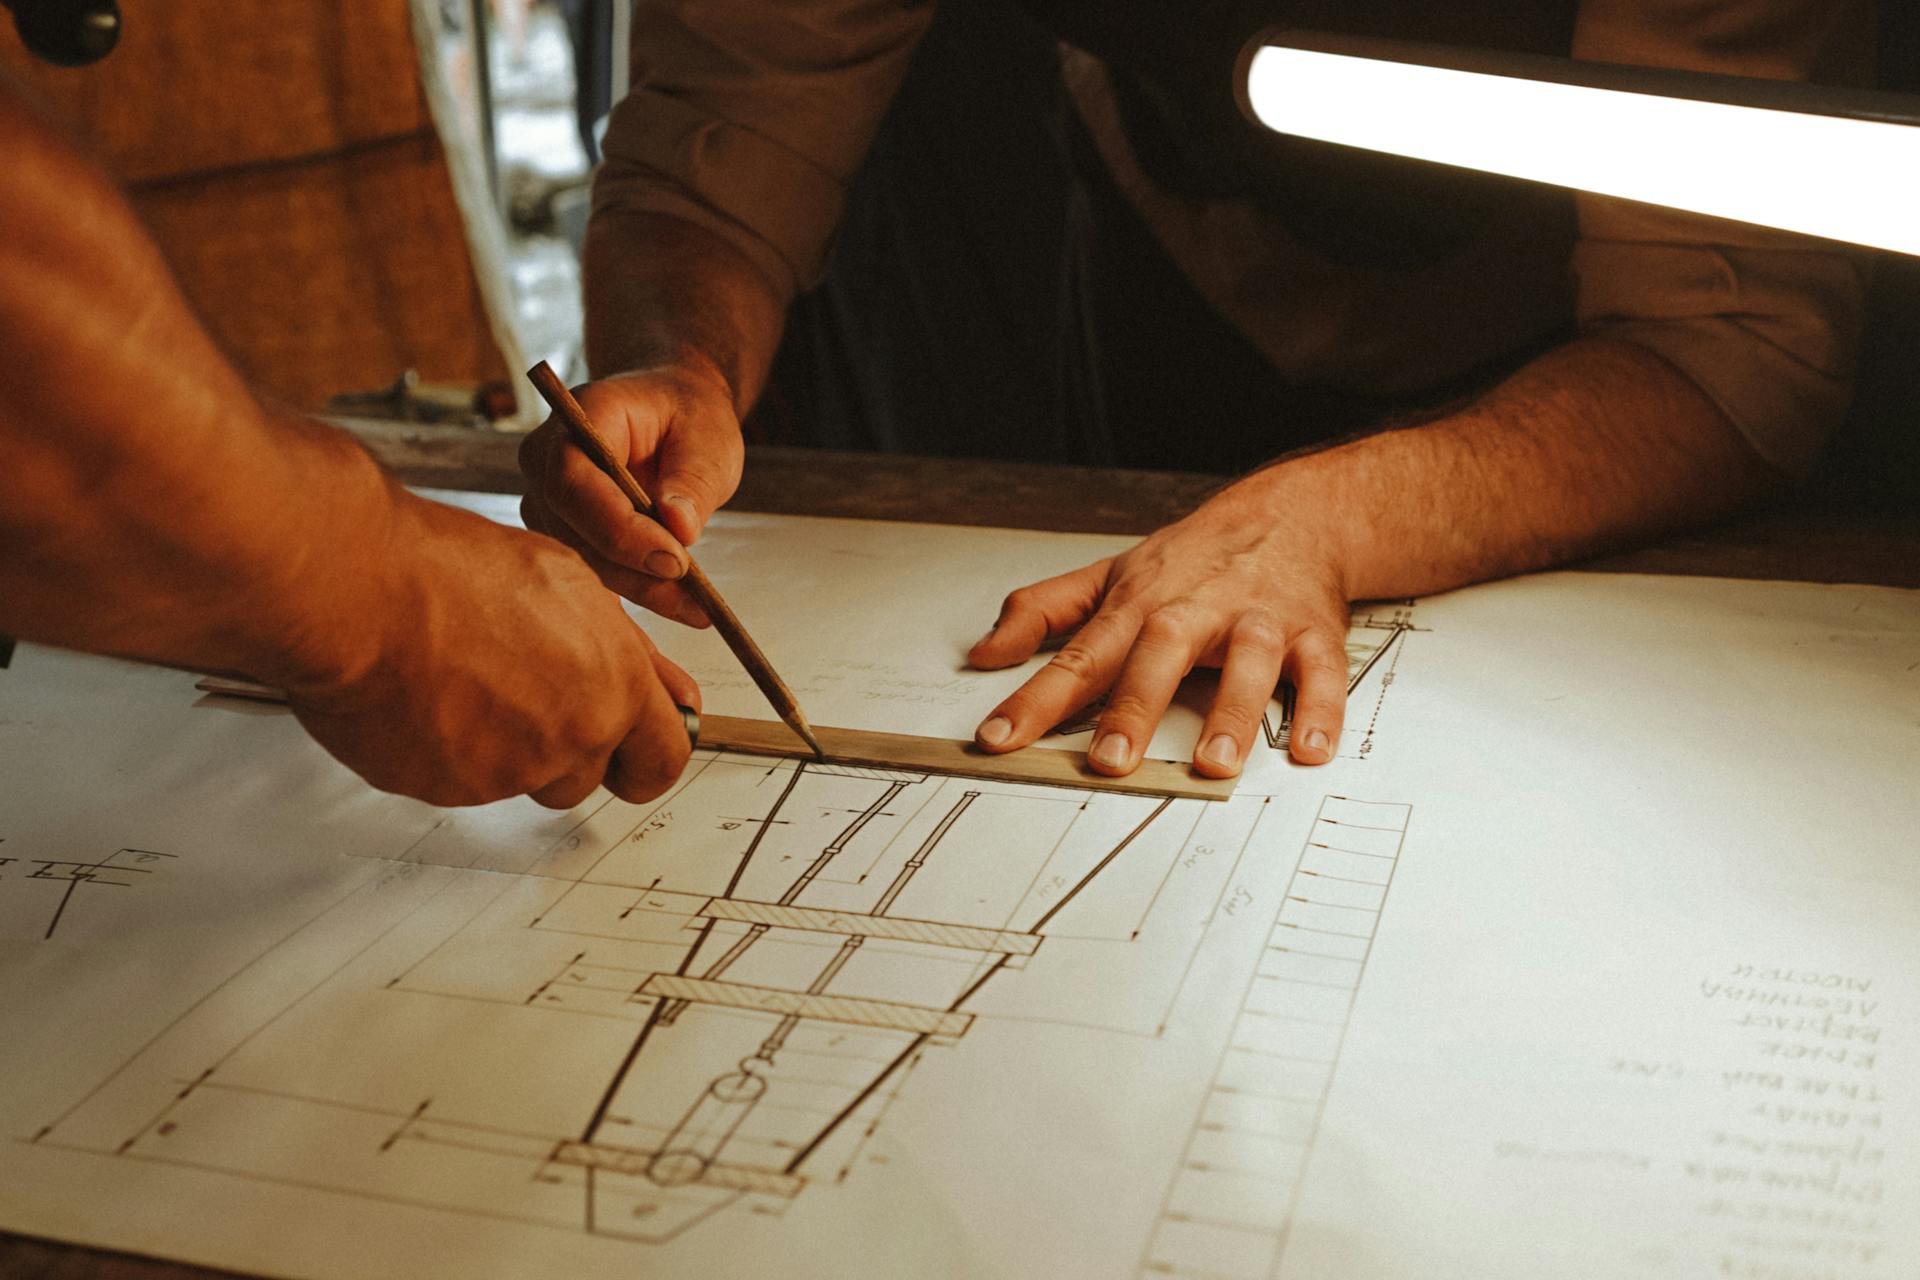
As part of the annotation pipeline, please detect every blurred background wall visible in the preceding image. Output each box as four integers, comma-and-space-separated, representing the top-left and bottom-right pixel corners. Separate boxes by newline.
0, 2, 533, 417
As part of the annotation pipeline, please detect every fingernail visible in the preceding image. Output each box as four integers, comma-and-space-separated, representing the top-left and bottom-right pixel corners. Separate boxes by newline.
976, 715, 1012, 748
1303, 728, 1331, 757
1202, 734, 1240, 769
973, 630, 997, 649
644, 550, 684, 579
1090, 732, 1130, 769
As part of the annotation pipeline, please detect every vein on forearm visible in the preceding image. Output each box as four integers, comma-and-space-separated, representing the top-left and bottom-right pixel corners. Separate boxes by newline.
1261, 338, 1784, 602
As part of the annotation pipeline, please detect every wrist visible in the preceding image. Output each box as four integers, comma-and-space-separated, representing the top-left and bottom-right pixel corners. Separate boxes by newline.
225, 417, 404, 697
1210, 456, 1360, 603
582, 210, 785, 411
604, 349, 738, 414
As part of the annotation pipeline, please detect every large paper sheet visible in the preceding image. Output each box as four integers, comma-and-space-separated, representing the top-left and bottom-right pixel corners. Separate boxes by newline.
2, 499, 1916, 1280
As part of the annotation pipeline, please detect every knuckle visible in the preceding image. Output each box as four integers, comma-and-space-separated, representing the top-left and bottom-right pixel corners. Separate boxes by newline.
574, 379, 633, 417
1298, 611, 1350, 644
1230, 613, 1284, 653
1001, 586, 1039, 616
1100, 581, 1144, 616
1134, 616, 1181, 649
1295, 649, 1348, 682
606, 777, 653, 805
1101, 692, 1157, 724
638, 763, 680, 801
1043, 645, 1102, 682
1206, 702, 1261, 733
1080, 603, 1141, 643
1137, 608, 1200, 650
612, 753, 681, 804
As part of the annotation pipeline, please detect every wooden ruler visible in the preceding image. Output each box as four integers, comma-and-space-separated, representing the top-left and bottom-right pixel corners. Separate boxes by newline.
700, 714, 1235, 802
193, 679, 1235, 802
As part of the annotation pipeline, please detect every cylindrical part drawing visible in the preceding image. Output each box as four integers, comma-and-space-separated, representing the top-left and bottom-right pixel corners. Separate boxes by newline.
646, 1062, 769, 1187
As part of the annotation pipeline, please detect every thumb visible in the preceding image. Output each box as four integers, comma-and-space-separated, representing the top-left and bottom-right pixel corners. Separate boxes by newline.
654, 417, 744, 546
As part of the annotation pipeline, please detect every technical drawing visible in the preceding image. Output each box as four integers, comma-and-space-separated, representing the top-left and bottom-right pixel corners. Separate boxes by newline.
555, 770, 1171, 1241
1136, 794, 1413, 1274
1263, 604, 1423, 759
1138, 796, 1412, 1279
27, 752, 1264, 1247
0, 844, 176, 941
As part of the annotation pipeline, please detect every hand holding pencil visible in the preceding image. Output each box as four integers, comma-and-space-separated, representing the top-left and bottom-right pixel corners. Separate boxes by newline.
523, 362, 824, 759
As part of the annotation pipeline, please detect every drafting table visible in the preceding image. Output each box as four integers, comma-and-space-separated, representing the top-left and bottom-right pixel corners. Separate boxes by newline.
2, 437, 1916, 1280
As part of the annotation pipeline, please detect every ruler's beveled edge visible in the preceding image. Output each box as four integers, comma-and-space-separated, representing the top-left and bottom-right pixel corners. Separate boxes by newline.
698, 714, 1237, 802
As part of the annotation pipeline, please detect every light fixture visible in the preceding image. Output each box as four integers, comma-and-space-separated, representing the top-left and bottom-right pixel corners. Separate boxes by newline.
1237, 30, 1920, 256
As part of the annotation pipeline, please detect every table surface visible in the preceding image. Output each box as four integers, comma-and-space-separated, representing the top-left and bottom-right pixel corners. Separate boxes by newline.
6, 424, 1917, 1280
352, 421, 1920, 588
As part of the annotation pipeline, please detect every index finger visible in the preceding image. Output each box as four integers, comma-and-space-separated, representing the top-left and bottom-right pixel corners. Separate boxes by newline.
973, 605, 1141, 753
521, 421, 690, 579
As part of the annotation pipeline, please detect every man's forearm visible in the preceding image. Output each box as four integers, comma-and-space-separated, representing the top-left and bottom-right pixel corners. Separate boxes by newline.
1253, 338, 1784, 601
0, 83, 395, 688
963, 335, 1790, 774
582, 209, 789, 413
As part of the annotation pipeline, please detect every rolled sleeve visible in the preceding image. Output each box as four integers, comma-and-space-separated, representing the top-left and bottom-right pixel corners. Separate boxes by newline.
1570, 0, 1874, 476
595, 0, 936, 302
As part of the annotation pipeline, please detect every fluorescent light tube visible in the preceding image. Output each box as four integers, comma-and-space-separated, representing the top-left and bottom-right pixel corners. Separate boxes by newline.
1241, 39, 1920, 256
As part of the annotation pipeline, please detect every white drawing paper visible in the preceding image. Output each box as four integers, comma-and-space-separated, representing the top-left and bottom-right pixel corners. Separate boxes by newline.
0, 498, 1915, 1280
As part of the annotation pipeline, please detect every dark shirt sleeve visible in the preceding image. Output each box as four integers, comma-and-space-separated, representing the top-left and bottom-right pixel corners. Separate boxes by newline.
593, 0, 935, 303
1570, 0, 1875, 475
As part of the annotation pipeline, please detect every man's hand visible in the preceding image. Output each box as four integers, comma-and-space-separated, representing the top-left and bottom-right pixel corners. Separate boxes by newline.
0, 87, 701, 812
517, 363, 744, 624
279, 493, 699, 810
967, 338, 1788, 782
968, 474, 1351, 779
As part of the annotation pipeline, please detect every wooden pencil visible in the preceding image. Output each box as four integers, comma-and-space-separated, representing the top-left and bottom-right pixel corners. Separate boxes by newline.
525, 362, 824, 759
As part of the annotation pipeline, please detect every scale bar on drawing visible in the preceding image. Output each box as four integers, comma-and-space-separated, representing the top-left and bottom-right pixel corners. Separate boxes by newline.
1139, 796, 1411, 1280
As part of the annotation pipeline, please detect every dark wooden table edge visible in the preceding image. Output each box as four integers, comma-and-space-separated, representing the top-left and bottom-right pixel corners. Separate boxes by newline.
0, 1231, 257, 1280
342, 419, 1920, 590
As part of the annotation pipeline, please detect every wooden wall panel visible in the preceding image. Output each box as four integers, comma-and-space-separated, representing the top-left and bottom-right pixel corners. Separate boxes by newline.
136, 136, 508, 411
2, 3, 429, 180
1, 2, 515, 411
